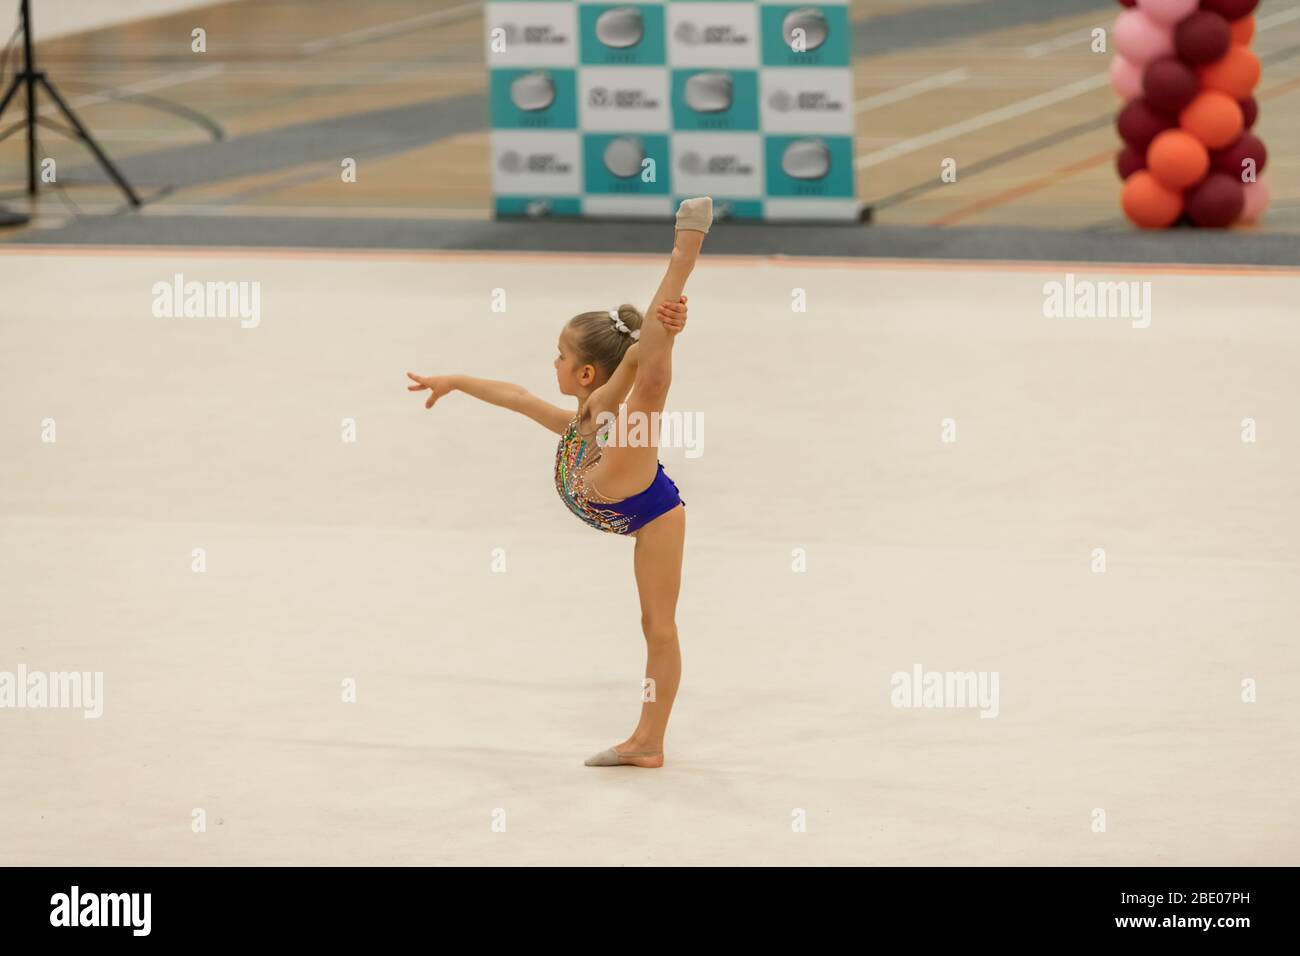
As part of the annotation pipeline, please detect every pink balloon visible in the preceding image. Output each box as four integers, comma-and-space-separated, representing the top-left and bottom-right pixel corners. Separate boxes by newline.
1136, 0, 1199, 25
1110, 55, 1144, 99
1114, 9, 1176, 65
1239, 177, 1270, 222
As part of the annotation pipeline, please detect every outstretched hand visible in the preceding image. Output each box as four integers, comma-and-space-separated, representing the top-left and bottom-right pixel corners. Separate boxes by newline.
406, 372, 455, 409
657, 295, 688, 336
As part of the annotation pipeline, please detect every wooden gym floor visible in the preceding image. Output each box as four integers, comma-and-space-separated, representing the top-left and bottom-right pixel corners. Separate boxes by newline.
0, 0, 1296, 241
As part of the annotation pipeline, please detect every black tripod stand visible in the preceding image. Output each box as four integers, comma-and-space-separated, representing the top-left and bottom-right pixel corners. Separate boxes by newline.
0, 0, 141, 206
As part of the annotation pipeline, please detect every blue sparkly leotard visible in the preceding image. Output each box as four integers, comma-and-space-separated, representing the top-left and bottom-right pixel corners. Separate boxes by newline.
555, 412, 684, 535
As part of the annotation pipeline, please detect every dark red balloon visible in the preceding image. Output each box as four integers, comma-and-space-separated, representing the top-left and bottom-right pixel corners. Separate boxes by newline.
1117, 146, 1146, 180
1117, 98, 1176, 152
1239, 96, 1258, 129
1201, 0, 1258, 19
1143, 58, 1199, 116
1117, 0, 1136, 6
1185, 172, 1245, 227
1211, 131, 1267, 179
1175, 11, 1232, 66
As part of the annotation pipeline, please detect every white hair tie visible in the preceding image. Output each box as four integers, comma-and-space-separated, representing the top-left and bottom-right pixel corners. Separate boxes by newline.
609, 309, 640, 341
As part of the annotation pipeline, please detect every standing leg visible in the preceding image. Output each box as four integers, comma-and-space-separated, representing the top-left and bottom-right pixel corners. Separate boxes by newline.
612, 505, 685, 766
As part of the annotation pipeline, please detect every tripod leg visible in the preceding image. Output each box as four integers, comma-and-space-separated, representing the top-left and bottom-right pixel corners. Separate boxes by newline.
25, 68, 36, 194
0, 74, 24, 118
37, 75, 142, 207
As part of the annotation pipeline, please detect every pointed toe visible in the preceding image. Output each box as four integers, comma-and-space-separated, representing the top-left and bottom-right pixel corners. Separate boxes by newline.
584, 747, 622, 767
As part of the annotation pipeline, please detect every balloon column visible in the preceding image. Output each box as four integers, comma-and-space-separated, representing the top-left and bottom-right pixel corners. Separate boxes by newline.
1112, 0, 1269, 228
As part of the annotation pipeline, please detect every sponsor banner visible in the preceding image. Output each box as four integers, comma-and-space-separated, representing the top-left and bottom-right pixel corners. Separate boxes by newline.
487, 2, 857, 220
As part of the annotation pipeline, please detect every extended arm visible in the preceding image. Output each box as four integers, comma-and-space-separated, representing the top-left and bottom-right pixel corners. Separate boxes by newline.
406, 373, 571, 435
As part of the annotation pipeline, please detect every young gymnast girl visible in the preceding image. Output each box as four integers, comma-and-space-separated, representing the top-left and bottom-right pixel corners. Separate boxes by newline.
406, 197, 713, 768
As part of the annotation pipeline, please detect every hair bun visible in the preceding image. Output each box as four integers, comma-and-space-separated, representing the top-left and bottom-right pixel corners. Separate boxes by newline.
609, 309, 634, 335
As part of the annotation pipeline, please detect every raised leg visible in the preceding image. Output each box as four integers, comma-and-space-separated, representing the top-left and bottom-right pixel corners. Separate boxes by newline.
588, 201, 709, 500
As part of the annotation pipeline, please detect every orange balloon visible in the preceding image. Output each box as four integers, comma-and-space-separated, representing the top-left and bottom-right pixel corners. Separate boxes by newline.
1147, 129, 1210, 190
1122, 170, 1183, 229
1229, 16, 1254, 45
1199, 44, 1261, 99
1180, 90, 1245, 150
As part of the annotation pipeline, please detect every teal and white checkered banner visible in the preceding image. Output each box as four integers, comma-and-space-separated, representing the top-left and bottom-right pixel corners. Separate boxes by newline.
485, 2, 858, 221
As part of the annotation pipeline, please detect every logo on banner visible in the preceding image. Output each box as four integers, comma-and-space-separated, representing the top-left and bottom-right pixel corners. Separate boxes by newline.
668, 4, 758, 68
498, 150, 574, 176
783, 8, 828, 53
678, 151, 755, 178
673, 22, 751, 48
488, 5, 578, 68
499, 21, 570, 49
768, 88, 844, 114
588, 85, 662, 110
672, 132, 763, 196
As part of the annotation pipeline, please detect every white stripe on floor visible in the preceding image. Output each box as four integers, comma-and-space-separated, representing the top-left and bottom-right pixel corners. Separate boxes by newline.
854, 69, 970, 114
1023, 27, 1096, 59
855, 72, 1110, 170
298, 3, 483, 54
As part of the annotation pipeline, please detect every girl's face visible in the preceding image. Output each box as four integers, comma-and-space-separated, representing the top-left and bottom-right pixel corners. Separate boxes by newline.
555, 326, 597, 396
